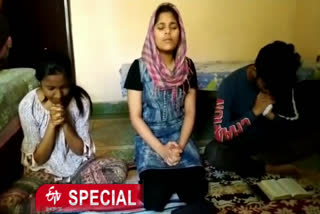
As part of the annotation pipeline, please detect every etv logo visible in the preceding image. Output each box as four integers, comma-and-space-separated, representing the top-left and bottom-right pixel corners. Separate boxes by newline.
45, 186, 61, 205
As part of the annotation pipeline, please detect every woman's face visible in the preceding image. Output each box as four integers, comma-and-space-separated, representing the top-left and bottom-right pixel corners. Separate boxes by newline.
41, 73, 70, 105
153, 12, 180, 54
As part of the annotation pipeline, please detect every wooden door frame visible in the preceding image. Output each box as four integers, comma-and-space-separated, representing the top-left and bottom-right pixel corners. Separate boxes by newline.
64, 0, 76, 83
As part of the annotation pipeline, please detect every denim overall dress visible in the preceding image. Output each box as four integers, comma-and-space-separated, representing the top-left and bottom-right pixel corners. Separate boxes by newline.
135, 58, 202, 174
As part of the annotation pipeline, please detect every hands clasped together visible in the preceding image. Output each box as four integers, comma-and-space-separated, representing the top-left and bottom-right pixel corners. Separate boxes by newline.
49, 104, 67, 127
160, 141, 183, 166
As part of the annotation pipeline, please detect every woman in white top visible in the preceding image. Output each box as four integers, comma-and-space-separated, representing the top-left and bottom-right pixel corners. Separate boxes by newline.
19, 53, 127, 183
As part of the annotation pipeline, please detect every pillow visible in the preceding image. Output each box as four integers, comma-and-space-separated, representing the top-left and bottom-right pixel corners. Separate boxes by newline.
71, 157, 128, 184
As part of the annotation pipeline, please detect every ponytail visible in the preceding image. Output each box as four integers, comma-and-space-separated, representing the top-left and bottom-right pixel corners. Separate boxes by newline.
70, 84, 93, 116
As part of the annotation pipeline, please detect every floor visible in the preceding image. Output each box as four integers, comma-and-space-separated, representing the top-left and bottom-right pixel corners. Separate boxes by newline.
90, 117, 136, 161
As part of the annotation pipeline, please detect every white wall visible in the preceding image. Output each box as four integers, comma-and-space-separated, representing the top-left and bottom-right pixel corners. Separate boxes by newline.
70, 0, 310, 103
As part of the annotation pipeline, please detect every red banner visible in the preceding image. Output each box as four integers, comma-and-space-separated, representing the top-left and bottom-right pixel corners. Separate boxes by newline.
36, 184, 143, 212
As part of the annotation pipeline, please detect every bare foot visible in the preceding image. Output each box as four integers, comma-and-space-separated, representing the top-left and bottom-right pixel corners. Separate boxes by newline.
265, 164, 300, 176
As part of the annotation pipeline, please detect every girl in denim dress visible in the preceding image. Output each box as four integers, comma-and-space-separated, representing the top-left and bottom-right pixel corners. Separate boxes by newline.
124, 3, 208, 212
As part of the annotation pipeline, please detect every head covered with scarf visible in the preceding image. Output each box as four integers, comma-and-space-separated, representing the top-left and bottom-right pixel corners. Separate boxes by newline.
142, 3, 191, 105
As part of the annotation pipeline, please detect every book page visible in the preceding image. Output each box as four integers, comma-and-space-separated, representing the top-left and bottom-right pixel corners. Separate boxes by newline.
277, 178, 311, 198
259, 179, 291, 200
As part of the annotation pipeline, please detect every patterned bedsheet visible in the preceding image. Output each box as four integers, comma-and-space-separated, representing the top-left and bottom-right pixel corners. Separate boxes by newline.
71, 159, 320, 214
0, 68, 38, 141
119, 61, 316, 96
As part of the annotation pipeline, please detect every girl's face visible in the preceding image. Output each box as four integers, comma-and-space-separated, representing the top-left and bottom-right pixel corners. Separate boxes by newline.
153, 12, 180, 54
40, 73, 70, 105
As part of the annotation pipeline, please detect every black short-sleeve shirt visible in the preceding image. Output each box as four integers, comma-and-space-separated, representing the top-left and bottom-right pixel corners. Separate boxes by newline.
124, 59, 198, 91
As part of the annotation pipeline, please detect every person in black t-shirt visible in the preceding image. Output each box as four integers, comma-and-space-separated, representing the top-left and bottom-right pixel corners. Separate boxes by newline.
124, 3, 213, 213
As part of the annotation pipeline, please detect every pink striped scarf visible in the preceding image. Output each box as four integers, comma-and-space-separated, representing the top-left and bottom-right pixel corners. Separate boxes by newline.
142, 3, 190, 105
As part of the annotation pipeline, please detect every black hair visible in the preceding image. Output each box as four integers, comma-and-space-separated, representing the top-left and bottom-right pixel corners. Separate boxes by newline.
35, 52, 93, 116
0, 13, 10, 50
154, 3, 180, 28
255, 41, 301, 99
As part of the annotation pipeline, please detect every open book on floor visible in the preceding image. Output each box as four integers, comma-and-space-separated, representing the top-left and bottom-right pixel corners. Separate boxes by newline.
257, 178, 312, 201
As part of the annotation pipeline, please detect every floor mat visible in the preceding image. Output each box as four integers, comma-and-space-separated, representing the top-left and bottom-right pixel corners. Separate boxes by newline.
204, 161, 320, 214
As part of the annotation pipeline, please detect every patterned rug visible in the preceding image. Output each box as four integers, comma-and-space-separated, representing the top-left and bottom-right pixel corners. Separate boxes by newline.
204, 161, 320, 214
3, 161, 319, 214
